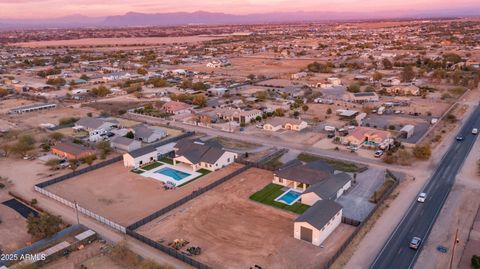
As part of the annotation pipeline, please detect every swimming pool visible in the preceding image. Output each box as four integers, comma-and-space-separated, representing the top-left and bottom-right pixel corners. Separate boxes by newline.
275, 189, 302, 205
154, 167, 191, 181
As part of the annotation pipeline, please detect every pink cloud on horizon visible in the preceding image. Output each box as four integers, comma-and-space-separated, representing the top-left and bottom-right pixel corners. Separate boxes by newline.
0, 0, 479, 19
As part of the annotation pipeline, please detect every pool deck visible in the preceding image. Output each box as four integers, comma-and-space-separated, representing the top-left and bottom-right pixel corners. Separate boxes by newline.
141, 163, 201, 186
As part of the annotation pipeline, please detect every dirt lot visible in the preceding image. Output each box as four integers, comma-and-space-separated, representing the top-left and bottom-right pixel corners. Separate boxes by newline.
12, 36, 222, 48
137, 168, 355, 269
0, 204, 31, 253
179, 57, 313, 79
2, 104, 96, 129
46, 162, 244, 226
244, 126, 325, 146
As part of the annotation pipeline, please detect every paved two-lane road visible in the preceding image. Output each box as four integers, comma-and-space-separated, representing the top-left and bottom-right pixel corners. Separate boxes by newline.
370, 105, 480, 269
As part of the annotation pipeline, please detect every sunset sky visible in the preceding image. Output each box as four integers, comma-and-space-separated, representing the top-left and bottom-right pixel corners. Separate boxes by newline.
0, 0, 479, 19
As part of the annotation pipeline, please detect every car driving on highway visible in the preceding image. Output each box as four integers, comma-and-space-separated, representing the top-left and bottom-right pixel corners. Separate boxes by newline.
417, 192, 427, 203
473, 128, 478, 135
409, 237, 422, 250
456, 135, 464, 141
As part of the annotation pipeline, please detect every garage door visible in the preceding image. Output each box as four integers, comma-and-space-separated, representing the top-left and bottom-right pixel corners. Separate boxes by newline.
300, 226, 313, 242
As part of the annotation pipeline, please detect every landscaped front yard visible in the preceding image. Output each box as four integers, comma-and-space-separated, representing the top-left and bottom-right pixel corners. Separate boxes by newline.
297, 153, 365, 172
250, 183, 310, 214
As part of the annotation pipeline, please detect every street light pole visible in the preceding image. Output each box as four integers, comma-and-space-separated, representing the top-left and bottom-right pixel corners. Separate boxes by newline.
449, 228, 459, 269
74, 200, 80, 225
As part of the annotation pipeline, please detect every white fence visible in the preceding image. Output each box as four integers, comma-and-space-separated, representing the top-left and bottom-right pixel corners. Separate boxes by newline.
34, 186, 126, 234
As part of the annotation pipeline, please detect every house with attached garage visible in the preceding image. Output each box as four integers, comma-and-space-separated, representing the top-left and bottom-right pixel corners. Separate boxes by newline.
172, 139, 238, 172
271, 160, 351, 246
263, 117, 308, 132
294, 200, 343, 246
74, 117, 118, 142
123, 145, 157, 168
132, 124, 167, 143
51, 142, 95, 160
300, 173, 352, 206
273, 160, 334, 191
162, 101, 192, 115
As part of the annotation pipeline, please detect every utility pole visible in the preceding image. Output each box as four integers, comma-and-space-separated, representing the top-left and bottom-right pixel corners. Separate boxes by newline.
74, 200, 80, 225
449, 228, 459, 269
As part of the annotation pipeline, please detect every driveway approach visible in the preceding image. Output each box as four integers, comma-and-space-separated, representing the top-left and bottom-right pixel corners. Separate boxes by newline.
370, 105, 480, 269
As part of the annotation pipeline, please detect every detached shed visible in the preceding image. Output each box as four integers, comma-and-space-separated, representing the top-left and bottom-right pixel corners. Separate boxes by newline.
400, 124, 415, 139
294, 200, 343, 246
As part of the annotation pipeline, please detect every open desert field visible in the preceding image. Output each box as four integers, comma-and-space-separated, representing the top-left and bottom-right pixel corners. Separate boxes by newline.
137, 168, 355, 269
0, 204, 31, 253
11, 36, 222, 48
46, 161, 244, 226
179, 57, 313, 78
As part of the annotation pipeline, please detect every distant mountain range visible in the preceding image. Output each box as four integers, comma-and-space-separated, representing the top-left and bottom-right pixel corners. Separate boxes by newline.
1, 9, 479, 29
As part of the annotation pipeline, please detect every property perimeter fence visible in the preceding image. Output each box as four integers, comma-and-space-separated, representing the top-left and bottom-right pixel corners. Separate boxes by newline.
322, 169, 400, 269
128, 148, 287, 230
34, 186, 127, 233
33, 132, 195, 234
127, 164, 253, 230
35, 132, 194, 189
127, 229, 212, 269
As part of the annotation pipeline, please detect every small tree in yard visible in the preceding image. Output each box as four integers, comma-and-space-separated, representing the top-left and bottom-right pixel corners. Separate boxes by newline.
45, 159, 60, 170
413, 145, 431, 160
125, 131, 134, 139
302, 105, 309, 113
27, 213, 63, 241
11, 134, 36, 156
96, 141, 112, 159
326, 108, 332, 114
48, 132, 64, 142
81, 154, 97, 166
472, 255, 480, 269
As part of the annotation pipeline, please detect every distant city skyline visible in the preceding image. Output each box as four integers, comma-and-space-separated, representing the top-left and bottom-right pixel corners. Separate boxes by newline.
1, 0, 479, 19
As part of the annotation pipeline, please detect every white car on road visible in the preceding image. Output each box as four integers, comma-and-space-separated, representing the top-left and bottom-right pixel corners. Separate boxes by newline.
417, 192, 427, 203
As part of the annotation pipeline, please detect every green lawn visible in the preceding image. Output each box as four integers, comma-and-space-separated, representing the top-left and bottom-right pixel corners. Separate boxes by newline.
297, 153, 362, 172
141, 162, 163, 171
249, 183, 310, 214
176, 168, 211, 187
159, 157, 174, 165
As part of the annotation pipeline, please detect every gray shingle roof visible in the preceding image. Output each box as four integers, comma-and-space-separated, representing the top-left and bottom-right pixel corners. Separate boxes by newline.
128, 145, 157, 158
275, 161, 333, 185
175, 139, 226, 164
111, 136, 135, 146
295, 200, 342, 229
303, 173, 352, 200
76, 117, 118, 130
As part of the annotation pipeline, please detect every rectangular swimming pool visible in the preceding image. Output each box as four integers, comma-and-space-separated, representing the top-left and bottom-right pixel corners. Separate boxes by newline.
154, 167, 191, 181
275, 189, 302, 205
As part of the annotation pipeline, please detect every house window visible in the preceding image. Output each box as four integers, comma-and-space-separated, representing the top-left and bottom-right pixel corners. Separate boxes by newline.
227, 158, 230, 162
139, 160, 143, 165
278, 178, 283, 183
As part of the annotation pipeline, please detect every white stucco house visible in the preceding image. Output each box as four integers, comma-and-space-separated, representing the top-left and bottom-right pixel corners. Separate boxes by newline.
74, 117, 118, 142
300, 173, 352, 206
263, 117, 308, 132
123, 146, 157, 168
132, 124, 167, 143
172, 139, 238, 172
